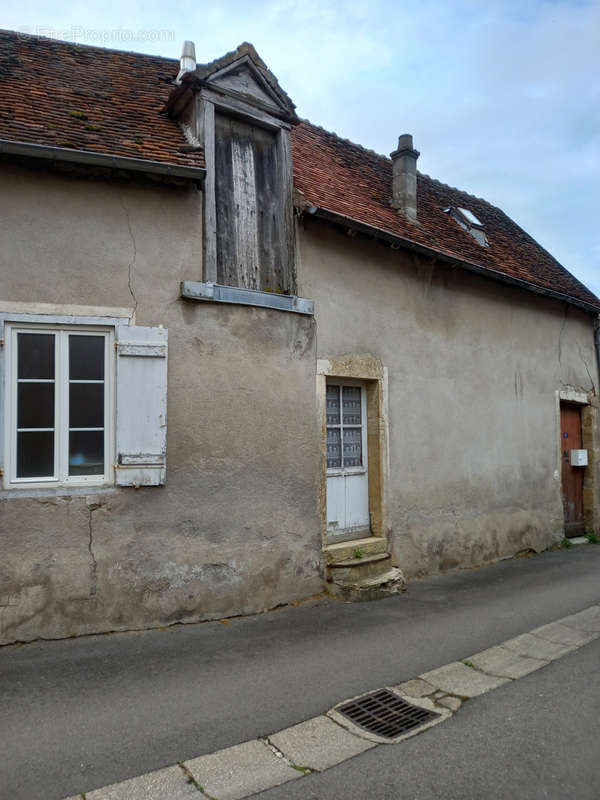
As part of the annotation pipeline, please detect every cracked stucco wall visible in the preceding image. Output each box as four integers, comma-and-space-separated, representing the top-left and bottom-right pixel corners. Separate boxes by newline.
298, 220, 600, 577
119, 193, 139, 317
0, 164, 322, 644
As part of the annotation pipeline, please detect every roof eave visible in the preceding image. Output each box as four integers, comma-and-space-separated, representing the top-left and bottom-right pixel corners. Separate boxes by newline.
306, 205, 600, 315
0, 139, 206, 183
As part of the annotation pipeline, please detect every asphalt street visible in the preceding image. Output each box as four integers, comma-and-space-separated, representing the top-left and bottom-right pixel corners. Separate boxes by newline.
257, 636, 600, 800
1, 545, 600, 800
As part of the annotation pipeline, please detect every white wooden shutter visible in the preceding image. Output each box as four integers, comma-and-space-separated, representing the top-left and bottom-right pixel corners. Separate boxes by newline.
115, 325, 168, 486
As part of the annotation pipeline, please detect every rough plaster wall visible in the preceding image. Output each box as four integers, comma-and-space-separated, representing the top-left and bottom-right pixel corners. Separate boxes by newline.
298, 220, 600, 577
0, 166, 322, 644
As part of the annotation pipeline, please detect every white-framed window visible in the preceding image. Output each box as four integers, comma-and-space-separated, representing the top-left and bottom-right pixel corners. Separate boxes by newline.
4, 324, 114, 487
1, 314, 169, 491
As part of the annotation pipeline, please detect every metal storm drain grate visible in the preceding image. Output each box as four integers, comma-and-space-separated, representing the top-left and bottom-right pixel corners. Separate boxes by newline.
338, 689, 440, 739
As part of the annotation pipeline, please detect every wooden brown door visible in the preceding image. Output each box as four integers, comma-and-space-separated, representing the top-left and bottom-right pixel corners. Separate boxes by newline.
560, 402, 584, 536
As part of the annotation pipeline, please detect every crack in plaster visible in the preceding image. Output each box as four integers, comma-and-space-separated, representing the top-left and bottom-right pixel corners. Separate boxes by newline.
558, 304, 568, 366
579, 346, 597, 396
119, 196, 139, 316
87, 505, 99, 598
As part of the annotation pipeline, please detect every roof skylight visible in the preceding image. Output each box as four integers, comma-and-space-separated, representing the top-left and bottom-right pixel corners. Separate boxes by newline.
457, 207, 483, 227
444, 206, 489, 247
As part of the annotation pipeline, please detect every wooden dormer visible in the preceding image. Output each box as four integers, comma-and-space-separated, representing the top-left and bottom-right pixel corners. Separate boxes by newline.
166, 44, 298, 295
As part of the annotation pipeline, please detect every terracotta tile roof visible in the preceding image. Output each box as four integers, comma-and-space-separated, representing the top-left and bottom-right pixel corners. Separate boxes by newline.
291, 121, 599, 310
0, 30, 596, 310
0, 30, 204, 170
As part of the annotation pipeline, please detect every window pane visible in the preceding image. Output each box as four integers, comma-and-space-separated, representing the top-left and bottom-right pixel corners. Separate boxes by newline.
342, 386, 361, 425
69, 335, 105, 380
326, 384, 340, 425
326, 427, 341, 469
18, 382, 54, 429
70, 383, 104, 428
18, 333, 54, 379
17, 431, 54, 478
343, 427, 362, 467
69, 430, 104, 476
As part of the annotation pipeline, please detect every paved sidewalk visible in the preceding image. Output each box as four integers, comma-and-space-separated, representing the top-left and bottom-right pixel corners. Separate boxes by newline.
61, 603, 600, 799
2, 545, 600, 800
257, 636, 600, 800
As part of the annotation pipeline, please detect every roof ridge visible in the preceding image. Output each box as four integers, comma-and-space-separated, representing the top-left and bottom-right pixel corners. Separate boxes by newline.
196, 41, 269, 75
417, 172, 489, 205
298, 118, 390, 162
299, 119, 494, 206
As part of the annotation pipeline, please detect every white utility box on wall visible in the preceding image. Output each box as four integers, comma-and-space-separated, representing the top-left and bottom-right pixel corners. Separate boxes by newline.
570, 449, 588, 467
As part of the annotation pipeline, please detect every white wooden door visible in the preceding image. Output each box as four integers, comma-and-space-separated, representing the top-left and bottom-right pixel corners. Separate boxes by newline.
326, 381, 370, 542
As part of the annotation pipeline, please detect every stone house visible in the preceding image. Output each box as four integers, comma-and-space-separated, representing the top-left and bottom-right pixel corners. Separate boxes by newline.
1, 30, 599, 644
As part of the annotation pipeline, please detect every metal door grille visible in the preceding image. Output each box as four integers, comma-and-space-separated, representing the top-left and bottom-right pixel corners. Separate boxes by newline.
338, 689, 439, 739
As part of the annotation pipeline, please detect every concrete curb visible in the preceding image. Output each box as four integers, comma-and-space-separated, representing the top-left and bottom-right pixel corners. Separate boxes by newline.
63, 602, 600, 800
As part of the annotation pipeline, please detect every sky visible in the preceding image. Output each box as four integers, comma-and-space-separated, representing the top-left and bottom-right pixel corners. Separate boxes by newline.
4, 0, 600, 298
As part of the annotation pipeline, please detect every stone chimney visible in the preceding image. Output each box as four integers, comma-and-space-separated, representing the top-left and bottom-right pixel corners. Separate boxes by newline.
176, 41, 196, 83
390, 134, 420, 222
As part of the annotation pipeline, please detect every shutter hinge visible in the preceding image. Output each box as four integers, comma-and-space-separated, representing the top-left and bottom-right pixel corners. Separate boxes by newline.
0, 338, 4, 348
0, 467, 4, 478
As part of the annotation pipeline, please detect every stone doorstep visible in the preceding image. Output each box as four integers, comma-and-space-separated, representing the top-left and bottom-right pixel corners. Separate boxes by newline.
324, 536, 388, 564
325, 567, 407, 603
329, 552, 391, 569
327, 552, 392, 582
334, 567, 406, 590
